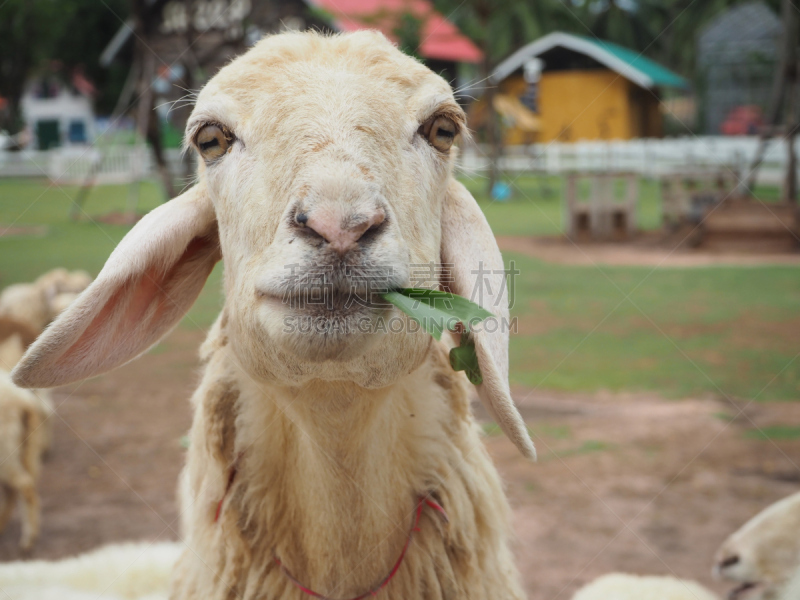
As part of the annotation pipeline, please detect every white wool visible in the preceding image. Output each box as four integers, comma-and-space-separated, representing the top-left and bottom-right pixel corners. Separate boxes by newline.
714, 491, 800, 600
0, 541, 180, 599
0, 269, 92, 335
572, 573, 719, 600
0, 283, 49, 334
0, 586, 165, 600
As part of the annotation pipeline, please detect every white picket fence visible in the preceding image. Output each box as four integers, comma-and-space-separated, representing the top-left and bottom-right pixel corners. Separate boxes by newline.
0, 146, 190, 184
0, 136, 795, 185
459, 136, 794, 185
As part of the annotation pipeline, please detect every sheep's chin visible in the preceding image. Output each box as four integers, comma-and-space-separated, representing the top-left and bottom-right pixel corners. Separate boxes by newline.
251, 295, 391, 362
281, 313, 386, 363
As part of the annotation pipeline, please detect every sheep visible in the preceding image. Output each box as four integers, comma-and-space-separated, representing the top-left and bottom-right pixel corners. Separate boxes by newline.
0, 269, 81, 457
0, 317, 54, 550
0, 372, 48, 550
34, 267, 92, 298
0, 268, 92, 333
0, 268, 82, 550
0, 283, 51, 334
571, 491, 800, 600
714, 491, 800, 600
0, 540, 180, 599
12, 30, 535, 599
571, 573, 719, 600
0, 317, 56, 452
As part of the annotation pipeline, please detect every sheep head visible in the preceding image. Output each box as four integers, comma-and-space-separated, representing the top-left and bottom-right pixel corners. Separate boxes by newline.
714, 491, 800, 600
12, 31, 535, 458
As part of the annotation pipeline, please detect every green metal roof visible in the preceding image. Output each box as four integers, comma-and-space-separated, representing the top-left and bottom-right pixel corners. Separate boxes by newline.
579, 36, 689, 89
492, 32, 689, 90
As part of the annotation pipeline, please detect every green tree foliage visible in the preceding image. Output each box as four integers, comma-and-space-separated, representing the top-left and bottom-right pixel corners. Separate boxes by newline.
581, 0, 782, 79
434, 0, 573, 65
392, 12, 425, 60
0, 0, 130, 133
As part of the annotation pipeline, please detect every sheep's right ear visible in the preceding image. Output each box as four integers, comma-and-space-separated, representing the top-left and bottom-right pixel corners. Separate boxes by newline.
12, 184, 220, 388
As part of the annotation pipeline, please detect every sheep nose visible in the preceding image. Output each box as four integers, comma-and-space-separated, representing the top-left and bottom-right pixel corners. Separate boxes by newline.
295, 208, 385, 254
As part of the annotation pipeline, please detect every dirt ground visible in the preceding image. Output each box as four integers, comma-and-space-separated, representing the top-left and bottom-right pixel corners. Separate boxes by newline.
1, 328, 798, 600
496, 234, 800, 266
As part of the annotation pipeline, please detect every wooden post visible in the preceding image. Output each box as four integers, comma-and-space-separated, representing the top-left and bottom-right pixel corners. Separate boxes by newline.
627, 173, 638, 235
564, 173, 577, 237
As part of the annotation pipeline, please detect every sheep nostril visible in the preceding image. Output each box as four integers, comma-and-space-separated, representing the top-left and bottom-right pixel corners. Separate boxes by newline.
295, 212, 309, 226
720, 555, 740, 569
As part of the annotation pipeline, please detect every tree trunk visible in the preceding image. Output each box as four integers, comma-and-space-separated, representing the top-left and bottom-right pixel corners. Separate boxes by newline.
147, 107, 176, 200
747, 0, 796, 192
485, 83, 500, 195
478, 2, 499, 196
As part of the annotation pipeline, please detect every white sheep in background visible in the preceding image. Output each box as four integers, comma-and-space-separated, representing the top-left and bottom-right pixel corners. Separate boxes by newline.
571, 491, 800, 600
0, 540, 180, 599
14, 30, 535, 599
0, 268, 87, 455
571, 573, 718, 600
714, 491, 800, 600
34, 268, 92, 298
0, 318, 56, 453
0, 359, 49, 551
0, 269, 87, 550
0, 318, 54, 550
0, 268, 92, 333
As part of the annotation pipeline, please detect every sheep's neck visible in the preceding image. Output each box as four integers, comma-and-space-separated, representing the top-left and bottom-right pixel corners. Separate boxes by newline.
234, 373, 435, 592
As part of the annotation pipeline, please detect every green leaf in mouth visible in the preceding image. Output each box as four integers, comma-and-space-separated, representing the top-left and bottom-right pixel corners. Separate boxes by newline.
381, 288, 492, 385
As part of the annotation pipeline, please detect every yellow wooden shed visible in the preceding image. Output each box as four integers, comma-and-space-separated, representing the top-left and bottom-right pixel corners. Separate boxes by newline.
488, 32, 689, 144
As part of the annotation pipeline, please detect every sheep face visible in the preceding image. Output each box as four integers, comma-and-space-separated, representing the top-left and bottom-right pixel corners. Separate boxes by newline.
186, 31, 464, 385
714, 492, 800, 600
11, 30, 536, 458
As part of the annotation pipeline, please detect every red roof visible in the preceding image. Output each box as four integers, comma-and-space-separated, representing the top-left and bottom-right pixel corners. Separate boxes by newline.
307, 0, 482, 63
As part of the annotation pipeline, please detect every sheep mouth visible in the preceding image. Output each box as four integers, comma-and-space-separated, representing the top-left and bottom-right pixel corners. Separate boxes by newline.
258, 288, 389, 315
258, 263, 404, 315
728, 582, 760, 600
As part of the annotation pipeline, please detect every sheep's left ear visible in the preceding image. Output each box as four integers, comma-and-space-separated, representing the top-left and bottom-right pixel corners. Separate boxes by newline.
440, 179, 536, 460
12, 184, 220, 388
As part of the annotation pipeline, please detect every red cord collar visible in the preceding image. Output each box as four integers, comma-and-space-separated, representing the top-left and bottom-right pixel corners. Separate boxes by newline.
275, 496, 448, 600
214, 464, 448, 600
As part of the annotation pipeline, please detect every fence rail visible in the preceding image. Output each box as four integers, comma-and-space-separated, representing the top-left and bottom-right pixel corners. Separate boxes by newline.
0, 146, 191, 184
0, 136, 795, 186
459, 136, 795, 185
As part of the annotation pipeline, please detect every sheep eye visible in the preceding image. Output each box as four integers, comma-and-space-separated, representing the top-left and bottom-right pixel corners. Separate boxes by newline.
195, 124, 232, 162
420, 116, 457, 152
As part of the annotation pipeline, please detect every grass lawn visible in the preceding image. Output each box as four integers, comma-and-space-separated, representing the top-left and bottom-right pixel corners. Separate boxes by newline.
0, 178, 224, 329
1, 176, 798, 402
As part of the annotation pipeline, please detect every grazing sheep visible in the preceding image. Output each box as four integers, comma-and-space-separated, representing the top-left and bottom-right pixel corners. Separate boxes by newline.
714, 491, 800, 600
34, 268, 92, 298
0, 317, 54, 550
0, 268, 92, 333
0, 370, 48, 550
0, 284, 51, 334
571, 573, 719, 600
0, 540, 180, 599
0, 272, 86, 550
13, 31, 534, 599
48, 292, 81, 316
